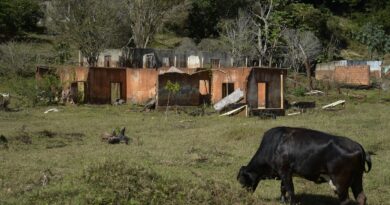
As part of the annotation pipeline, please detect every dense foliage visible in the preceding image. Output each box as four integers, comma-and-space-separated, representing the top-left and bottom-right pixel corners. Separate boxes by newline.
0, 0, 43, 41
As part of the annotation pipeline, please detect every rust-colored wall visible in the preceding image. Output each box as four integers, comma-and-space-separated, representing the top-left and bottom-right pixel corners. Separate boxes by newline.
157, 73, 200, 106
88, 67, 127, 104
126, 69, 158, 104
334, 66, 370, 86
211, 67, 251, 104
247, 68, 286, 109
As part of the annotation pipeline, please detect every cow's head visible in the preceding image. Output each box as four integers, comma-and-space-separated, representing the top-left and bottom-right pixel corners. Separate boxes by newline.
237, 166, 260, 192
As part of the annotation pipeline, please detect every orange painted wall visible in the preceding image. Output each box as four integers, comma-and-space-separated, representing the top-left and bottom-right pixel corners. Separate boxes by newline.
334, 66, 370, 86
126, 69, 158, 104
211, 67, 251, 104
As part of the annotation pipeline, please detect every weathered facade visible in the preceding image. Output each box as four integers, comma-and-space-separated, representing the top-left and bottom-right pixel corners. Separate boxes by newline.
333, 66, 370, 86
88, 67, 127, 104
316, 60, 382, 85
80, 48, 237, 69
156, 67, 211, 107
211, 67, 251, 104
247, 68, 286, 110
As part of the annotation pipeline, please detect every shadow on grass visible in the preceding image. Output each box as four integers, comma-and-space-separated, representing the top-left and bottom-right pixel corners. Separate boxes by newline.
297, 193, 358, 205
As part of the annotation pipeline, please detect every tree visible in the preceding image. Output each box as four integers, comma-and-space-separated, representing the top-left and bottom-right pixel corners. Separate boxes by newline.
221, 10, 254, 66
164, 80, 180, 118
355, 22, 390, 59
0, 0, 43, 41
282, 29, 322, 89
250, 0, 286, 67
48, 0, 125, 66
186, 0, 249, 43
124, 0, 187, 48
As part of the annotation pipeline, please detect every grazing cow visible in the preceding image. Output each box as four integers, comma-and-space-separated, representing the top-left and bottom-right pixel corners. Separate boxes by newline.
237, 127, 371, 205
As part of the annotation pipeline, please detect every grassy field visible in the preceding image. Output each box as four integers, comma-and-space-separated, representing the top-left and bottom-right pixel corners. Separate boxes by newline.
0, 89, 390, 205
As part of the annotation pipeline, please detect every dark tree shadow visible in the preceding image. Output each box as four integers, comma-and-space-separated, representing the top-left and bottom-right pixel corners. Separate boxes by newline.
296, 194, 358, 205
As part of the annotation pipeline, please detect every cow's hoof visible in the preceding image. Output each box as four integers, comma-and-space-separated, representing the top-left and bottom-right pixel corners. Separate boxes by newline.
280, 196, 287, 204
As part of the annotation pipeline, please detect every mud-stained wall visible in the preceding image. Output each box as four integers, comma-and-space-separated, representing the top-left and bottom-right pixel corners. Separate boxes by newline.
157, 73, 200, 106
57, 66, 89, 86
246, 68, 286, 109
126, 69, 158, 104
334, 66, 370, 86
88, 67, 127, 104
211, 67, 251, 104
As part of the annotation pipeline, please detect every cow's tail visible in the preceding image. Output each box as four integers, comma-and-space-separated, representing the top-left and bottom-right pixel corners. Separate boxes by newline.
360, 145, 372, 173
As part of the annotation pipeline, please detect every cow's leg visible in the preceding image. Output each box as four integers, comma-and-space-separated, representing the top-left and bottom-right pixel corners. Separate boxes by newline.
332, 174, 351, 205
280, 180, 287, 203
351, 174, 367, 205
281, 172, 296, 205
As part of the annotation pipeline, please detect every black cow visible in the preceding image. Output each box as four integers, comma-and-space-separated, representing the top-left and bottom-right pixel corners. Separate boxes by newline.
237, 127, 371, 205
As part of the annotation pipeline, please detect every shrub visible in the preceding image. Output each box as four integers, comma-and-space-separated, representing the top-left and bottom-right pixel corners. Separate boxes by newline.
292, 86, 307, 97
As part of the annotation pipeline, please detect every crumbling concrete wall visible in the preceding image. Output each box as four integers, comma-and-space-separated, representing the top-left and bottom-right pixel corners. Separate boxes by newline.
334, 65, 370, 86
157, 73, 200, 106
211, 67, 251, 104
126, 69, 158, 104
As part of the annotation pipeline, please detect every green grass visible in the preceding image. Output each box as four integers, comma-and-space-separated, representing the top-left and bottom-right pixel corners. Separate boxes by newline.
0, 91, 390, 204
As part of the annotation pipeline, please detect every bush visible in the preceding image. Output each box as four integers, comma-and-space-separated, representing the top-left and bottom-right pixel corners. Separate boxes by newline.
292, 86, 307, 97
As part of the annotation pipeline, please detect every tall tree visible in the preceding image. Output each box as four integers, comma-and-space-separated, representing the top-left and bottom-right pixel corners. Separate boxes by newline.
186, 0, 249, 42
124, 0, 187, 48
250, 0, 285, 67
48, 0, 125, 66
283, 29, 322, 89
355, 22, 390, 59
221, 10, 254, 66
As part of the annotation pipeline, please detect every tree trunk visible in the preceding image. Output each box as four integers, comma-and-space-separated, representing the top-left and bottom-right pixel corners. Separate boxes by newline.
304, 59, 312, 90
165, 92, 171, 119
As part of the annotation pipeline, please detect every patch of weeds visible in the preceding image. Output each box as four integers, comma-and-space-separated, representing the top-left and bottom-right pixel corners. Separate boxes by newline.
292, 86, 307, 97
186, 146, 233, 166
63, 132, 85, 142
45, 140, 67, 149
78, 160, 257, 205
15, 132, 32, 144
37, 130, 57, 138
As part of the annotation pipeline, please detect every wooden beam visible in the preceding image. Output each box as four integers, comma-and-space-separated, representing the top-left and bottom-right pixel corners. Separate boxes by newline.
220, 105, 247, 117
280, 73, 284, 109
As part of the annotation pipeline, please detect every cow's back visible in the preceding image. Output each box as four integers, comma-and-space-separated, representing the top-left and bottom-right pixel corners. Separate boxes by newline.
267, 127, 365, 180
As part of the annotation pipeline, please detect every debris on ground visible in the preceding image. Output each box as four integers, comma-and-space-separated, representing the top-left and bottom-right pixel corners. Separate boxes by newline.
305, 90, 324, 96
101, 127, 130, 145
220, 105, 248, 117
0, 93, 10, 110
287, 112, 301, 116
141, 98, 156, 112
113, 99, 126, 106
44, 108, 59, 114
322, 100, 346, 110
213, 89, 244, 112
0, 135, 8, 149
290, 101, 316, 109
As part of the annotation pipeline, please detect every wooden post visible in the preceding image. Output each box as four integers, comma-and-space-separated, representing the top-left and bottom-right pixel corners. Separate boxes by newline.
174, 56, 177, 67
280, 73, 284, 109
